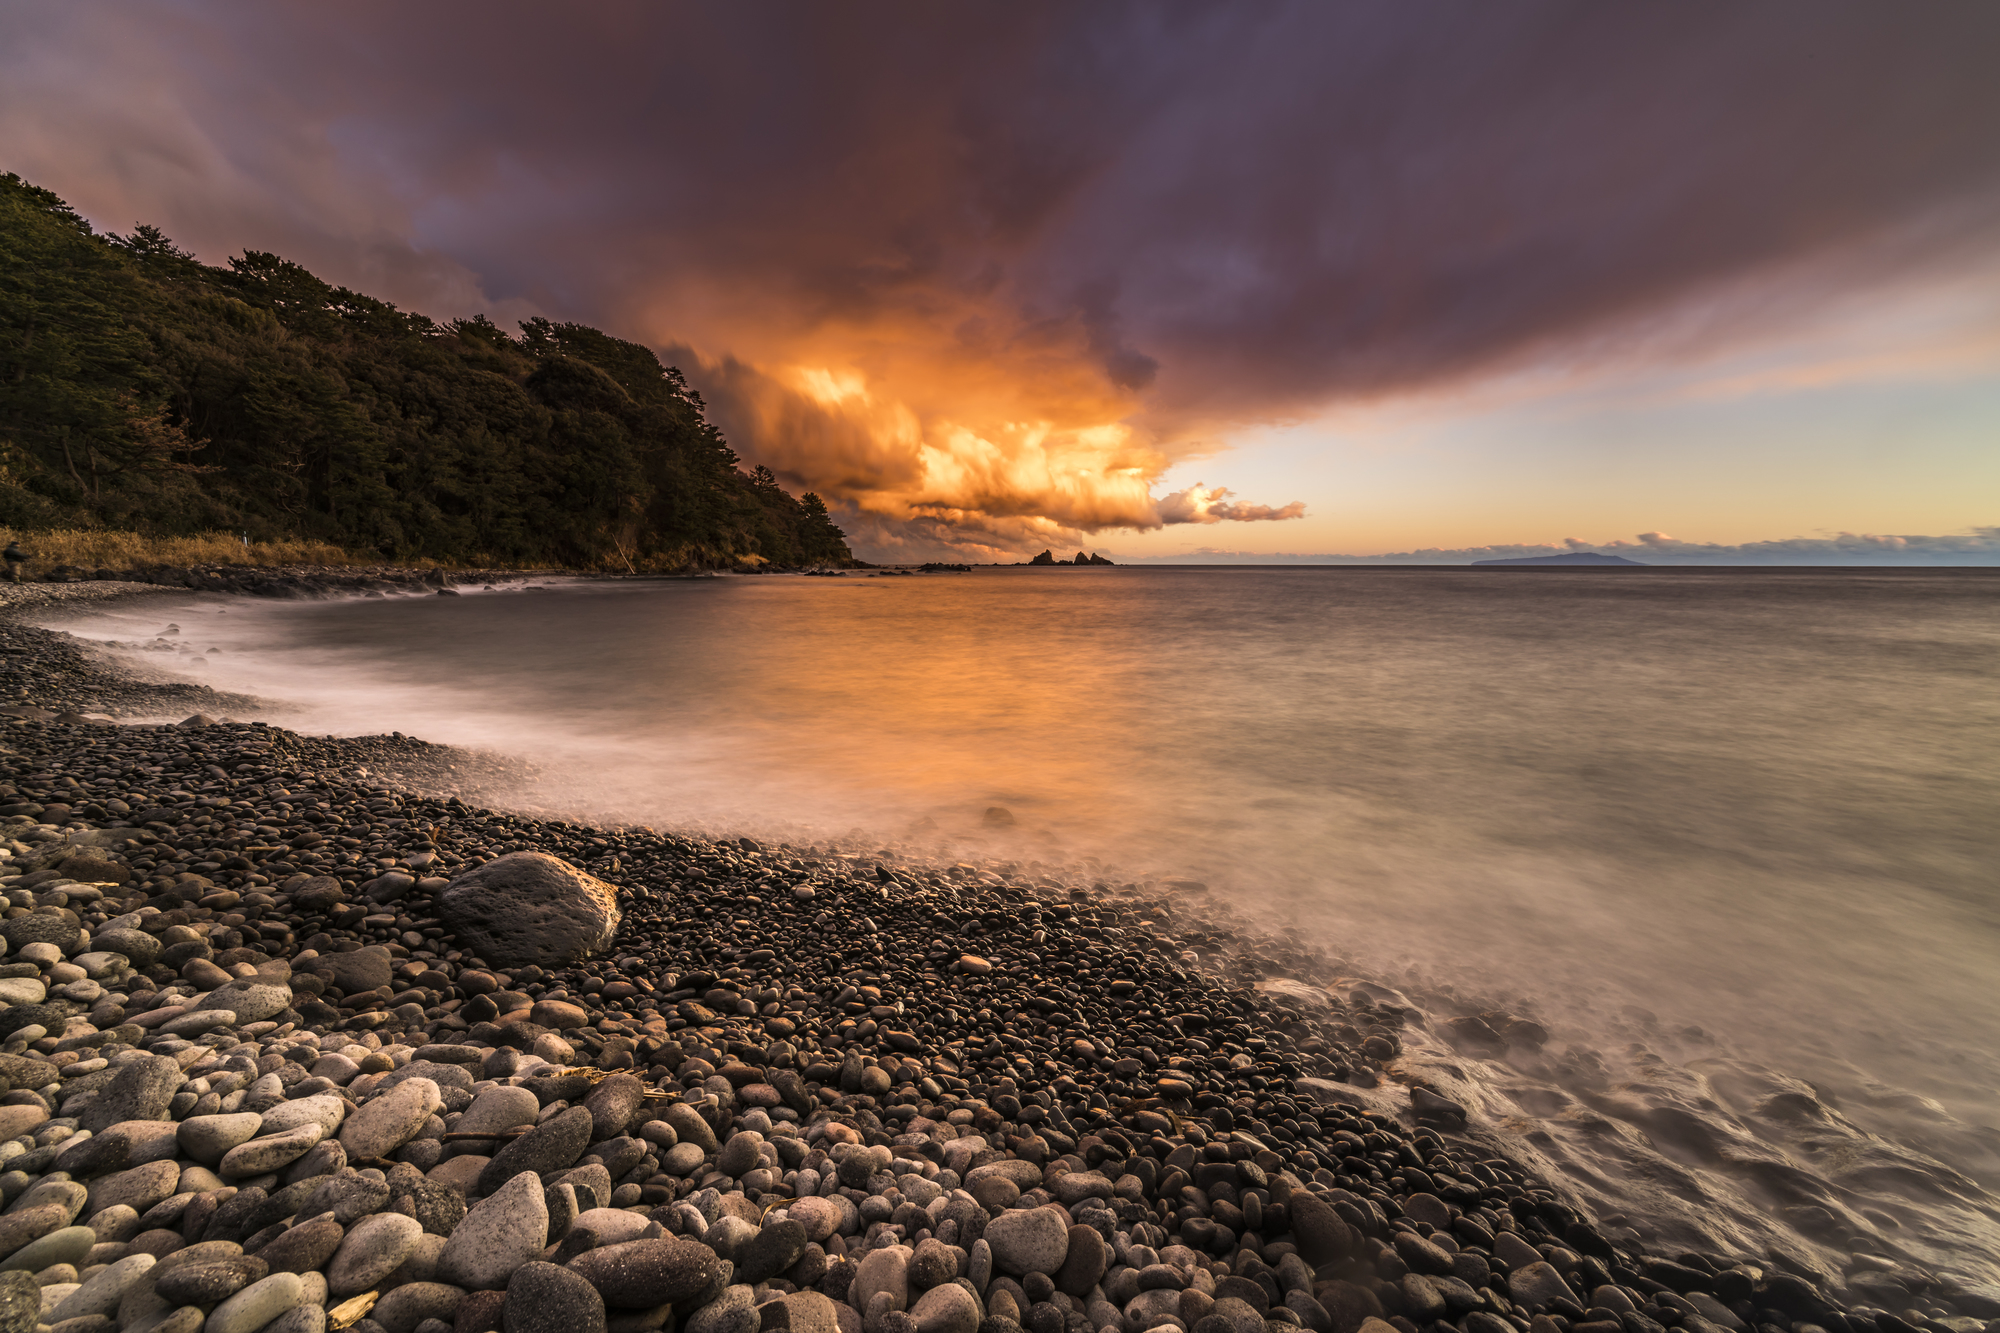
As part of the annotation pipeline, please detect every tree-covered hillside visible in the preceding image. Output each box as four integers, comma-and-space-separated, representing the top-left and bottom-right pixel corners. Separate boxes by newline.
0, 174, 851, 568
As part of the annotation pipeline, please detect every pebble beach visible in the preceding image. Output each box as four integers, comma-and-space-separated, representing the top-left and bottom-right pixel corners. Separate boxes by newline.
0, 581, 1984, 1333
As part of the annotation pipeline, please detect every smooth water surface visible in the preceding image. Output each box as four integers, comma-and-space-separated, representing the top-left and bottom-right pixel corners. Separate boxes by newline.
50, 566, 2000, 1273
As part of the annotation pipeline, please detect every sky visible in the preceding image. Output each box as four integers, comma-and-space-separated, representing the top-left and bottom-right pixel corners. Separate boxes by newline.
2, 2, 1997, 563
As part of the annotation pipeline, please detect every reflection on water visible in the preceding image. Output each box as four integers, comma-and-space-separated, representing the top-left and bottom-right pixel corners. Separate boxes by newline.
48, 567, 2000, 1276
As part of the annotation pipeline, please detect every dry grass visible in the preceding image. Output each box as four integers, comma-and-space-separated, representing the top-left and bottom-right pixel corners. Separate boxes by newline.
0, 527, 395, 570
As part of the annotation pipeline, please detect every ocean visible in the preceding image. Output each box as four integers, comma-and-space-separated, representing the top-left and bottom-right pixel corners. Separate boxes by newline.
46, 566, 2000, 1281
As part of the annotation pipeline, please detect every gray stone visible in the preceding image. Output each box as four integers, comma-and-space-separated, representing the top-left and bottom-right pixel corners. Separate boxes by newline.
660, 1143, 705, 1176
259, 1094, 349, 1139
1123, 1289, 1182, 1331
1507, 1263, 1577, 1312
373, 1282, 465, 1333
47, 1253, 154, 1324
220, 1125, 324, 1179
301, 946, 393, 994
910, 1284, 980, 1333
455, 1087, 540, 1137
853, 1245, 911, 1313
195, 981, 292, 1024
92, 928, 161, 968
204, 1273, 305, 1333
476, 1106, 591, 1196
256, 1217, 345, 1276
683, 1286, 755, 1333
785, 1198, 841, 1244
1047, 1173, 1111, 1208
437, 1172, 549, 1291
659, 1104, 717, 1153
715, 1132, 763, 1178
437, 853, 621, 969
79, 1054, 183, 1133
177, 1114, 264, 1167
340, 1078, 441, 1161
153, 1258, 267, 1306
262, 1306, 327, 1333
84, 1161, 180, 1218
982, 1210, 1068, 1278
582, 1076, 645, 1143
563, 1238, 723, 1307
569, 1209, 651, 1247
301, 1170, 393, 1224
0, 1225, 97, 1275
734, 1219, 805, 1285
505, 1263, 603, 1333
765, 1292, 841, 1333
54, 1120, 181, 1177
909, 1239, 958, 1292
328, 1213, 424, 1297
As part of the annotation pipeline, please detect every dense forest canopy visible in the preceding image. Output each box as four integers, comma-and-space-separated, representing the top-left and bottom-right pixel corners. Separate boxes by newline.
0, 174, 851, 568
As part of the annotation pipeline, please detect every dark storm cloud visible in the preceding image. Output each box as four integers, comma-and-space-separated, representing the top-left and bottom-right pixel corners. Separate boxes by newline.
3, 1, 1996, 547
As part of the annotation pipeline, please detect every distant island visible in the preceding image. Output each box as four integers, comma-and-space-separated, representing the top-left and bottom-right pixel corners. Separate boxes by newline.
1025, 550, 1115, 566
1472, 552, 1646, 567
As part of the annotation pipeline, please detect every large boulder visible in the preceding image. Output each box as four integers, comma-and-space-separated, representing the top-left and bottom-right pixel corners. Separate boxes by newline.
437, 853, 620, 968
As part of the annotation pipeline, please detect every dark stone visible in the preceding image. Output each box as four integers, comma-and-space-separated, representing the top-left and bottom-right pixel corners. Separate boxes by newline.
563, 1238, 722, 1307
735, 1220, 807, 1284
0, 914, 78, 951
584, 1075, 646, 1143
478, 1107, 594, 1197
1288, 1193, 1351, 1268
155, 1258, 269, 1306
93, 929, 161, 967
438, 853, 621, 969
257, 1216, 345, 1274
304, 946, 395, 994
505, 1263, 604, 1333
80, 1053, 184, 1133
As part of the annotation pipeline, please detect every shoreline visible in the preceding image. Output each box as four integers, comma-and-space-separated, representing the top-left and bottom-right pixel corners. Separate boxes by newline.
0, 587, 1976, 1333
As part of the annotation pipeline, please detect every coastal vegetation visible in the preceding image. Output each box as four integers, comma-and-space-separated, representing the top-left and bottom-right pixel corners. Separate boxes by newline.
0, 174, 852, 570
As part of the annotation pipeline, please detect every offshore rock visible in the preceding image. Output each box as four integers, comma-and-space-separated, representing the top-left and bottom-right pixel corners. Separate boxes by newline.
437, 852, 620, 968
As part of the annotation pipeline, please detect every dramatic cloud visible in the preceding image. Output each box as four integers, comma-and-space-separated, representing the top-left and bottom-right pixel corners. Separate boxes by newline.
3, 3, 1997, 555
1131, 530, 2000, 567
1156, 485, 1307, 526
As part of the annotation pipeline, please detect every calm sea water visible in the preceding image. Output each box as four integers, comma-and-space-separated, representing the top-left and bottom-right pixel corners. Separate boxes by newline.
50, 567, 2000, 1277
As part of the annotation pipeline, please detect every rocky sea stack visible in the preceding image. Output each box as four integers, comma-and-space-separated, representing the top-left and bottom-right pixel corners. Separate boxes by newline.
0, 586, 1974, 1333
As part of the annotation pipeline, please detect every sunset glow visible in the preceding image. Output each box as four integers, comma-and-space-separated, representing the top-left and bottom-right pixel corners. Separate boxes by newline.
4, 3, 1995, 561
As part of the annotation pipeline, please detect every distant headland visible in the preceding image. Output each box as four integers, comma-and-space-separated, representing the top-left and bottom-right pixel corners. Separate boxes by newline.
1472, 551, 1646, 567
